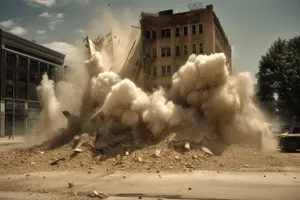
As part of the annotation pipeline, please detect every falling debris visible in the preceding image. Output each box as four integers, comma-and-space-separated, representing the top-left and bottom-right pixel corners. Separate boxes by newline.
154, 150, 161, 157
184, 142, 191, 151
68, 182, 74, 188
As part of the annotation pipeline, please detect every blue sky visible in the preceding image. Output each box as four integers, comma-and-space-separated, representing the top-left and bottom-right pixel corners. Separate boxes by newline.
0, 0, 299, 79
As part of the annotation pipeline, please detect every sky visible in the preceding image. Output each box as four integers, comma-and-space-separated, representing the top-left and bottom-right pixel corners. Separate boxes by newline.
0, 0, 299, 80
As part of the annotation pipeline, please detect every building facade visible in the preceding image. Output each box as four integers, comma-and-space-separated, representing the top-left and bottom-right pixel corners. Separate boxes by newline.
0, 29, 65, 137
140, 4, 231, 91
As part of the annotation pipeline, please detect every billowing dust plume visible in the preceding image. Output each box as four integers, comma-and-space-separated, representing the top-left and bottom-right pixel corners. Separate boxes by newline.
33, 51, 274, 152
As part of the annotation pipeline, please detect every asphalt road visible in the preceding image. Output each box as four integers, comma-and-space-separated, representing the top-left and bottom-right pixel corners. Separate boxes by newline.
0, 170, 299, 200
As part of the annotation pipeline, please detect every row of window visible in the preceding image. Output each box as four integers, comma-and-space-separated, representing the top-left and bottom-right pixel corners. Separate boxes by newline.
151, 65, 172, 77
5, 86, 27, 99
6, 52, 55, 73
148, 43, 204, 58
6, 70, 43, 84
145, 24, 204, 39
152, 84, 171, 90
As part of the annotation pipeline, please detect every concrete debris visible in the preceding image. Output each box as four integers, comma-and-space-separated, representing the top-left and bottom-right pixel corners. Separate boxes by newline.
244, 164, 249, 168
200, 146, 214, 156
175, 156, 180, 160
68, 182, 74, 188
137, 157, 143, 163
185, 164, 195, 169
125, 151, 129, 156
30, 161, 36, 165
74, 148, 83, 153
184, 142, 191, 151
38, 151, 44, 155
192, 155, 198, 159
88, 190, 109, 199
154, 150, 161, 157
26, 174, 30, 177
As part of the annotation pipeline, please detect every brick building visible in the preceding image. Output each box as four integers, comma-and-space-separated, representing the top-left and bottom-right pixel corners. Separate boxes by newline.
140, 4, 231, 90
0, 29, 65, 137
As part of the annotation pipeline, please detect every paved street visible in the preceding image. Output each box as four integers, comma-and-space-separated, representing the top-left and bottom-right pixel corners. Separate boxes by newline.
0, 170, 299, 200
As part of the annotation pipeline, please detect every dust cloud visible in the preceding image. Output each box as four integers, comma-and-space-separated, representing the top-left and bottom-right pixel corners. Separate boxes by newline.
31, 46, 275, 152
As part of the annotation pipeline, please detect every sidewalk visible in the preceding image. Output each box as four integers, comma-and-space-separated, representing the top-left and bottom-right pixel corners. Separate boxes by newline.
0, 136, 24, 145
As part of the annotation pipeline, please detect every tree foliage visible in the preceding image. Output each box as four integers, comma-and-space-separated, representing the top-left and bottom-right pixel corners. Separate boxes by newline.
256, 36, 300, 121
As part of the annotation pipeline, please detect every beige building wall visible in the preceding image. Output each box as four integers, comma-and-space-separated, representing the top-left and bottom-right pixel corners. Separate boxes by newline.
140, 4, 231, 91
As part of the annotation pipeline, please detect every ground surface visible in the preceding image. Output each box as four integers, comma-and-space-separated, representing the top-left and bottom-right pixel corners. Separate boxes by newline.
0, 170, 299, 200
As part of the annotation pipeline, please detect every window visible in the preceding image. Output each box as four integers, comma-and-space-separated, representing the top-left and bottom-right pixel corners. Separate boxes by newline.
175, 27, 180, 37
176, 46, 180, 56
6, 70, 13, 80
192, 44, 197, 54
167, 65, 171, 76
161, 28, 171, 38
183, 25, 188, 36
161, 66, 166, 76
184, 44, 188, 55
145, 48, 151, 57
145, 30, 151, 39
152, 84, 157, 89
30, 75, 37, 83
161, 47, 166, 57
30, 60, 38, 71
152, 66, 157, 76
6, 86, 13, 98
18, 87, 26, 99
166, 47, 171, 57
152, 30, 157, 39
19, 56, 28, 69
199, 23, 204, 34
18, 73, 26, 82
37, 77, 41, 85
40, 63, 48, 74
49, 66, 55, 76
192, 24, 196, 34
152, 48, 157, 58
6, 52, 16, 67
199, 43, 204, 54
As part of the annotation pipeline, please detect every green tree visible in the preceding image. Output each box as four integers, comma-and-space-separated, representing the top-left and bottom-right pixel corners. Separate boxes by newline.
256, 36, 300, 122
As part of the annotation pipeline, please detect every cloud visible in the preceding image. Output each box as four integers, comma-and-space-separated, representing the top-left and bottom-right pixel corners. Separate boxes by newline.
24, 0, 56, 7
24, 0, 91, 7
43, 41, 81, 65
75, 29, 87, 34
0, 19, 15, 28
39, 12, 64, 30
9, 26, 28, 36
37, 30, 46, 35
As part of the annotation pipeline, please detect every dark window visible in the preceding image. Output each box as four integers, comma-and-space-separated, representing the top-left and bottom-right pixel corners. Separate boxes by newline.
199, 43, 204, 54
30, 75, 37, 83
199, 24, 203, 34
152, 30, 156, 39
19, 56, 28, 69
49, 66, 55, 76
152, 66, 157, 76
145, 30, 151, 39
18, 73, 26, 82
6, 86, 13, 98
183, 26, 188, 36
161, 47, 166, 57
176, 46, 180, 56
40, 63, 48, 74
6, 70, 13, 80
6, 52, 16, 67
166, 47, 171, 57
292, 127, 299, 134
184, 45, 188, 55
30, 60, 38, 71
36, 77, 41, 85
192, 24, 196, 34
152, 84, 157, 89
167, 65, 171, 76
18, 87, 26, 99
175, 27, 180, 37
152, 48, 157, 58
161, 28, 171, 38
161, 66, 166, 76
192, 44, 197, 54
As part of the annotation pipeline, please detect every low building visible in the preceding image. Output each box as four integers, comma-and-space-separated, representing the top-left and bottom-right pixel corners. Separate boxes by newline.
0, 29, 65, 137
140, 4, 231, 91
